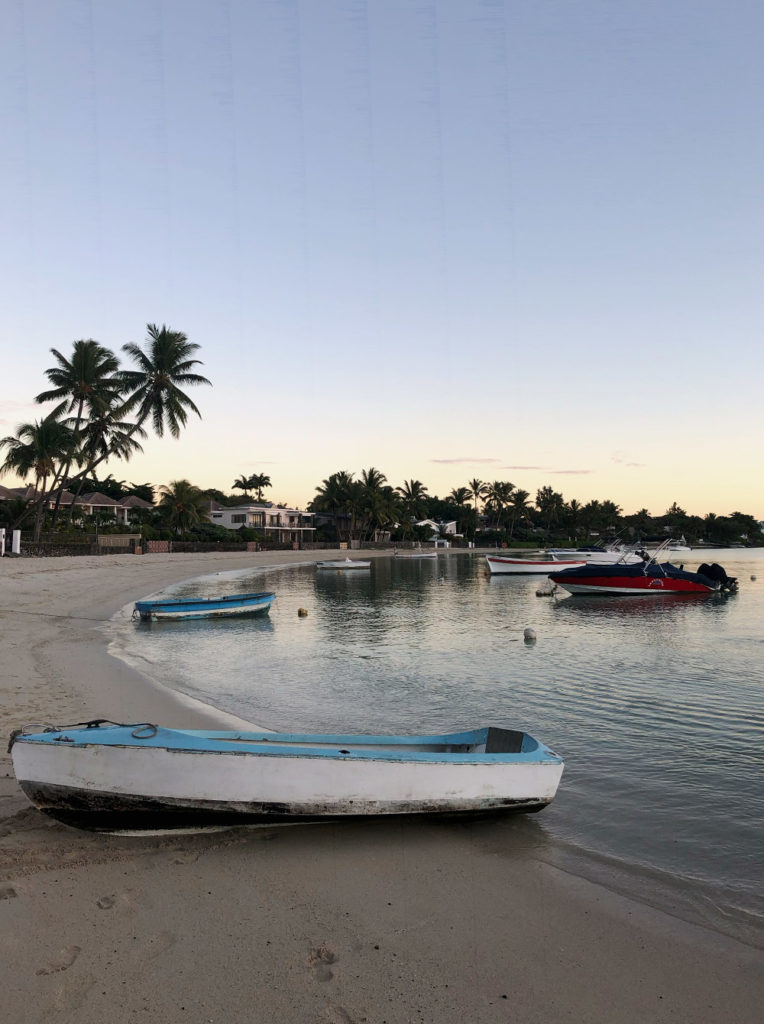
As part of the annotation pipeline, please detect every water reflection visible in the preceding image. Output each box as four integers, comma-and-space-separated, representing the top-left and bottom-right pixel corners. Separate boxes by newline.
110, 550, 764, 944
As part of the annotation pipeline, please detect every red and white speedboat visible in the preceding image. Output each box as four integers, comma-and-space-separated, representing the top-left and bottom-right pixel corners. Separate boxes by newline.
486, 555, 586, 575
549, 558, 737, 596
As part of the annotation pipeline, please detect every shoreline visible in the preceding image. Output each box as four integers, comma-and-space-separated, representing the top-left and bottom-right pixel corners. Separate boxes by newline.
1, 550, 762, 1023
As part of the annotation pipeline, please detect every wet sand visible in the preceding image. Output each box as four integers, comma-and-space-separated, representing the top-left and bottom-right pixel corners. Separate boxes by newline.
0, 550, 762, 1023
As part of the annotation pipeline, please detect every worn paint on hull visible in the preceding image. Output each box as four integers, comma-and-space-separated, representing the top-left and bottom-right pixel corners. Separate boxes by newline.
20, 781, 552, 833
11, 724, 564, 833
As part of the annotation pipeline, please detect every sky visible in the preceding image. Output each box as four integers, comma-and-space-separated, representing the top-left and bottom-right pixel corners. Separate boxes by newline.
1, 0, 763, 517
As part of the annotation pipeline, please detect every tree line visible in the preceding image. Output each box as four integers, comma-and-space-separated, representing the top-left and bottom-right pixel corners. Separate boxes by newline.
306, 471, 763, 547
2, 335, 761, 547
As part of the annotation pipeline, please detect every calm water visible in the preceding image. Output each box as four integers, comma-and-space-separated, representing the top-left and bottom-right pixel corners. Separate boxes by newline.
108, 549, 764, 946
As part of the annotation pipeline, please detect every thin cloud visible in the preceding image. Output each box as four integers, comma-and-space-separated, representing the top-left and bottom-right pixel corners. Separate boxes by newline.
612, 453, 646, 468
431, 457, 500, 465
501, 465, 592, 475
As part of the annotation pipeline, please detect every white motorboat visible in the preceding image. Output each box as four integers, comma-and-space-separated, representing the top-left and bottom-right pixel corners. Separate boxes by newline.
393, 549, 438, 559
486, 555, 586, 575
545, 543, 643, 565
315, 558, 371, 570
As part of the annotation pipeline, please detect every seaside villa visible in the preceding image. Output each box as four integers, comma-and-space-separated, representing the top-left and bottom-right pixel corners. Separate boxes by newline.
208, 501, 315, 546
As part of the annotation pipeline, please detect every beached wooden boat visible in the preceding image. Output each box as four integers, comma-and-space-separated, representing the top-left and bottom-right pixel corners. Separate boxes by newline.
9, 721, 564, 833
133, 591, 275, 621
315, 558, 371, 569
393, 549, 438, 559
486, 555, 586, 575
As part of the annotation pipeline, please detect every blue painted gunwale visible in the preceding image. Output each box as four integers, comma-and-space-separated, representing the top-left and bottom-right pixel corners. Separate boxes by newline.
16, 725, 562, 765
134, 591, 275, 615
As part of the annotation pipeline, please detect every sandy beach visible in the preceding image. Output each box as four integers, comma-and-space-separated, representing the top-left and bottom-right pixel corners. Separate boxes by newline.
0, 550, 762, 1024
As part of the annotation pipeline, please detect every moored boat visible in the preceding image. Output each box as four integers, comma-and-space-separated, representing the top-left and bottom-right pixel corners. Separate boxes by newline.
549, 559, 737, 596
637, 536, 691, 554
545, 543, 643, 565
9, 721, 564, 833
134, 591, 275, 622
315, 558, 371, 570
393, 548, 438, 559
486, 554, 586, 575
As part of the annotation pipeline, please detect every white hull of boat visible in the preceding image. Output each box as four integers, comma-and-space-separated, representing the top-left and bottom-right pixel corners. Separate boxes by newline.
394, 551, 438, 559
486, 556, 586, 575
142, 602, 269, 620
546, 549, 643, 565
11, 725, 563, 832
316, 559, 371, 569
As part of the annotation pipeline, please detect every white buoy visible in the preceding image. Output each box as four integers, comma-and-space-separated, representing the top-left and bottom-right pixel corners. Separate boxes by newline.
523, 627, 536, 643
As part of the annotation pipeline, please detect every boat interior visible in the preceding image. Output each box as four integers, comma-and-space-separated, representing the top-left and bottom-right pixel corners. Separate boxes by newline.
193, 726, 532, 756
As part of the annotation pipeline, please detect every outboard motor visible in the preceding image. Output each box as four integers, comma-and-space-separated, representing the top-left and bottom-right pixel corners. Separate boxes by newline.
697, 562, 738, 592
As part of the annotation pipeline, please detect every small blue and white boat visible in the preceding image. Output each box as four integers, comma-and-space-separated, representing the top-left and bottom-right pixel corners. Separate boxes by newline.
133, 591, 275, 622
9, 721, 564, 833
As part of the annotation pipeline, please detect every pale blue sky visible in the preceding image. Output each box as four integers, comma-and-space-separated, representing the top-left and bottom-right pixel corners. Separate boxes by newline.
2, 0, 763, 515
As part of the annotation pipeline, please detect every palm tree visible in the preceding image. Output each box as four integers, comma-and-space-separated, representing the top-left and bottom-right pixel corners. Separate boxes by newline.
508, 488, 530, 540
449, 487, 471, 506
565, 498, 583, 541
396, 479, 430, 521
467, 478, 488, 515
362, 485, 400, 542
0, 414, 76, 537
36, 339, 122, 424
484, 480, 515, 530
361, 467, 387, 491
119, 324, 211, 438
23, 324, 211, 534
250, 473, 272, 502
35, 339, 123, 520
64, 403, 146, 523
232, 475, 252, 499
310, 471, 357, 542
158, 479, 210, 535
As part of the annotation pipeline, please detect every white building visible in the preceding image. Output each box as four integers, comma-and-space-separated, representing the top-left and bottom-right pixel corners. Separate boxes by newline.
415, 519, 459, 547
209, 502, 315, 545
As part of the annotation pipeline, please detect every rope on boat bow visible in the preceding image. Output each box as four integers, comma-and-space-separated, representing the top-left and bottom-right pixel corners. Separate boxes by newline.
8, 718, 159, 752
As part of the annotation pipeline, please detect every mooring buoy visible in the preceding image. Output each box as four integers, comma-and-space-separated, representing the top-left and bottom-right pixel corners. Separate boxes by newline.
298, 607, 308, 617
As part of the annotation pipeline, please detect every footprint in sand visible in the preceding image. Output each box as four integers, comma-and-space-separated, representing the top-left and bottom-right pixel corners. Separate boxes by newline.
36, 945, 81, 976
0, 886, 17, 900
308, 946, 338, 982
324, 1005, 354, 1023
96, 895, 115, 909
